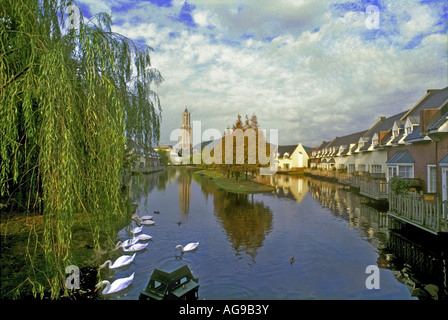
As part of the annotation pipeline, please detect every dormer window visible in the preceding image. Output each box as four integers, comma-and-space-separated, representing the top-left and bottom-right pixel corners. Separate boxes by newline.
393, 129, 399, 138
371, 133, 379, 147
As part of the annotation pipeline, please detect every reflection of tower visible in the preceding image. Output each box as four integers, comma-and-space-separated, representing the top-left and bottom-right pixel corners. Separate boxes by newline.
179, 171, 192, 214
179, 107, 192, 151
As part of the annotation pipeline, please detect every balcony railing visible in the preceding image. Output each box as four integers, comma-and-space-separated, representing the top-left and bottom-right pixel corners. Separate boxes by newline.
388, 192, 448, 234
360, 179, 388, 200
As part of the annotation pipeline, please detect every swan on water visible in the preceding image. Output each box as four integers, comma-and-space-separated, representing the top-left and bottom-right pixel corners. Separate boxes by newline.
132, 216, 155, 225
95, 272, 135, 294
116, 234, 151, 251
132, 214, 153, 221
175, 242, 199, 253
134, 233, 152, 241
99, 253, 136, 269
122, 243, 148, 252
120, 238, 139, 248
115, 241, 147, 252
130, 226, 143, 234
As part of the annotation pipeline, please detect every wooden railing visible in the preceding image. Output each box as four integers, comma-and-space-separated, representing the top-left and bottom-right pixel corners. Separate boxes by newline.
388, 192, 448, 234
360, 179, 388, 200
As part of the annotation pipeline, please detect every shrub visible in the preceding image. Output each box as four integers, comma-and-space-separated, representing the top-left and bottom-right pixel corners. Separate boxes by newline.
390, 176, 409, 196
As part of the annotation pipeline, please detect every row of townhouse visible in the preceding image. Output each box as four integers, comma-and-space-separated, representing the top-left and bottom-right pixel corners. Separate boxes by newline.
306, 87, 448, 234
126, 138, 163, 173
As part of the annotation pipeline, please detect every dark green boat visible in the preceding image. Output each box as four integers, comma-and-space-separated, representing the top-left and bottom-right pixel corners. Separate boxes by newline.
139, 261, 199, 300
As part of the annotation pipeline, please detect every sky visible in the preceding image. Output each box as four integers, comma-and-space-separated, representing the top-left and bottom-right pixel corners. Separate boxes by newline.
74, 0, 447, 147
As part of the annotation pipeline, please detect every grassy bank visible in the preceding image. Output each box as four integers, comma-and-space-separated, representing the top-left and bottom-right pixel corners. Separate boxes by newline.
0, 203, 135, 299
195, 170, 275, 194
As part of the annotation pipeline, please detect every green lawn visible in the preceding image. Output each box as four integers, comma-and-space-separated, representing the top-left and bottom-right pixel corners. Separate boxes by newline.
195, 170, 275, 194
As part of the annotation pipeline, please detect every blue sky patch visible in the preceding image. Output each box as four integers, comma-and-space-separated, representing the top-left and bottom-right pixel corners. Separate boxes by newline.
174, 1, 197, 27
148, 0, 173, 7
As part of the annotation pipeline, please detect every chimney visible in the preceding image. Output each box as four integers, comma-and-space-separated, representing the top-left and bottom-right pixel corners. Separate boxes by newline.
378, 131, 389, 144
378, 116, 386, 121
420, 109, 439, 133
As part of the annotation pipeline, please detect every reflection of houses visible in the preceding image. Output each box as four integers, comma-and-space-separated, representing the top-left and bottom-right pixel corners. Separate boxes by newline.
387, 229, 448, 300
305, 87, 448, 235
126, 138, 163, 173
308, 176, 447, 299
257, 174, 309, 204
276, 143, 312, 171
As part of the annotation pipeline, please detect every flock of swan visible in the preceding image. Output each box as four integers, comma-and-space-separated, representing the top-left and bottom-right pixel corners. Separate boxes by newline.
95, 211, 199, 295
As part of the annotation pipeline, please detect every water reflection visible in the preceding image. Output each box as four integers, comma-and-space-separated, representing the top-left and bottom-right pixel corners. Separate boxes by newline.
256, 174, 308, 203
387, 229, 448, 300
214, 192, 272, 264
116, 168, 446, 300
178, 169, 192, 215
278, 175, 447, 300
196, 174, 273, 265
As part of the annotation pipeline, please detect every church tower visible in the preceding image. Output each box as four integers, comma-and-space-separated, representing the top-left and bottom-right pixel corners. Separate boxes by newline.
179, 107, 192, 151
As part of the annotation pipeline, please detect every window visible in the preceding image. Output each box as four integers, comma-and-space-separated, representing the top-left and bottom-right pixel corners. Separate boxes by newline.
388, 165, 413, 180
398, 165, 413, 178
358, 164, 366, 172
348, 164, 355, 173
427, 165, 436, 193
388, 166, 398, 179
371, 165, 382, 173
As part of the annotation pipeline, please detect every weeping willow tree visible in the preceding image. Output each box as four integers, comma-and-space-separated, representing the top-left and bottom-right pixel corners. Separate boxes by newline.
0, 0, 162, 298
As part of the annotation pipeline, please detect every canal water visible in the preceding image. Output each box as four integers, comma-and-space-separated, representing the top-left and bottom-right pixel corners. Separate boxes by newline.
100, 167, 446, 300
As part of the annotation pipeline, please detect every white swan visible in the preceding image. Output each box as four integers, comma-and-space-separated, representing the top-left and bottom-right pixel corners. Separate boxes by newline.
130, 226, 143, 234
132, 215, 155, 225
132, 214, 153, 221
99, 253, 136, 269
95, 272, 135, 294
122, 243, 148, 252
134, 233, 152, 241
120, 238, 139, 248
175, 242, 199, 253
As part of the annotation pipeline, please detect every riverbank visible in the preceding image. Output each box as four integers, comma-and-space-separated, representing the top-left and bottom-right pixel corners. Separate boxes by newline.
195, 170, 275, 194
0, 204, 135, 299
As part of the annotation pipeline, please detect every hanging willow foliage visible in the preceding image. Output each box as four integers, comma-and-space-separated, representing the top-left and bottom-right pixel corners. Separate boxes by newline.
0, 0, 163, 298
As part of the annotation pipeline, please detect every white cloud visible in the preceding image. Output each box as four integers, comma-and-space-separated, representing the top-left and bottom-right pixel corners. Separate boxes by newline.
75, 0, 447, 147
